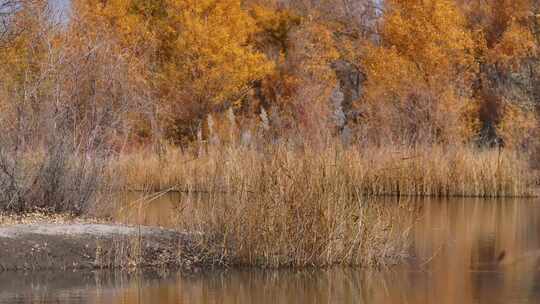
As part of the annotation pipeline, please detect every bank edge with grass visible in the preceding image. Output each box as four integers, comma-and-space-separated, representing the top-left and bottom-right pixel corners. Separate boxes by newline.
0, 144, 537, 270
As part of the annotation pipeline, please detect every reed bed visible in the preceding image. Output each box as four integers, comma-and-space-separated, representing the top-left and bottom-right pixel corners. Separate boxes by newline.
107, 144, 536, 267
112, 145, 537, 198
170, 159, 410, 268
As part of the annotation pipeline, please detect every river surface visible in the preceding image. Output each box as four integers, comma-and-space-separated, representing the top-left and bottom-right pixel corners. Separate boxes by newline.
2, 197, 540, 303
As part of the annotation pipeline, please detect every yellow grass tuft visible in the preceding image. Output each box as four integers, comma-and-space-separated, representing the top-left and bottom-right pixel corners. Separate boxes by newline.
112, 145, 537, 198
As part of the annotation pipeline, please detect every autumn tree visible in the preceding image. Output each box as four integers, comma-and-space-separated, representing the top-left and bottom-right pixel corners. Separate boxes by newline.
0, 0, 51, 123
357, 0, 477, 145
246, 0, 381, 145
459, 0, 539, 147
75, 0, 273, 143
245, 2, 349, 145
0, 0, 141, 212
0, 0, 141, 146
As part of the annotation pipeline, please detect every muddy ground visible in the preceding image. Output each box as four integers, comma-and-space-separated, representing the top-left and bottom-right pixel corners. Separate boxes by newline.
0, 223, 205, 271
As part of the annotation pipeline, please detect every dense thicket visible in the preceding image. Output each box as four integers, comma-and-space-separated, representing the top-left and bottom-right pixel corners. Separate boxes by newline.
1, 0, 540, 150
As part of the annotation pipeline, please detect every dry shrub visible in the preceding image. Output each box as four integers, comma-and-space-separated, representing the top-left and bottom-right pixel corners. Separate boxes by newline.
360, 87, 475, 145
0, 143, 105, 215
0, 3, 143, 214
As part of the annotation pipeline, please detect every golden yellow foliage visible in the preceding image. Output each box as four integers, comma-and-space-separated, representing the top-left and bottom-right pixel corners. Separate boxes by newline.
497, 101, 537, 147
75, 0, 274, 141
488, 21, 537, 69
458, 0, 539, 145
4, 0, 540, 148
360, 0, 478, 144
250, 3, 301, 57
462, 0, 537, 65
0, 1, 52, 101
382, 0, 476, 81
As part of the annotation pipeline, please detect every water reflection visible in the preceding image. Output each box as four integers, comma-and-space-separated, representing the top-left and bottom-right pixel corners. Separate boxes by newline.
2, 197, 540, 303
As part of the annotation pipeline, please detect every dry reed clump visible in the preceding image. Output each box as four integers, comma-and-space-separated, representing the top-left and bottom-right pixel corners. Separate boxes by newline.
113, 145, 536, 197
174, 151, 410, 268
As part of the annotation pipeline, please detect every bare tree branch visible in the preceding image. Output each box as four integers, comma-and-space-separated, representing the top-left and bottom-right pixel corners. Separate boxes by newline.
0, 0, 22, 46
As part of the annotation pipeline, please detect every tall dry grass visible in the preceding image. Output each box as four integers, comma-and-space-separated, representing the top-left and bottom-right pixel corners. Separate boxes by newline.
107, 144, 536, 267
112, 145, 537, 198
169, 153, 411, 268
112, 186, 410, 267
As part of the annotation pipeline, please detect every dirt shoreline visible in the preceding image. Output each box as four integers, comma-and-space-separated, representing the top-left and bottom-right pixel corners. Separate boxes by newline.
0, 223, 204, 271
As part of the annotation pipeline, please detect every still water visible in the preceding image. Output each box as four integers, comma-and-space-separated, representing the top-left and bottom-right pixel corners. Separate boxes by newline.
2, 197, 540, 303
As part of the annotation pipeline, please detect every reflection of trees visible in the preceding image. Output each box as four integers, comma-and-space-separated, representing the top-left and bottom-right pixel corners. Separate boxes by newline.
412, 198, 540, 304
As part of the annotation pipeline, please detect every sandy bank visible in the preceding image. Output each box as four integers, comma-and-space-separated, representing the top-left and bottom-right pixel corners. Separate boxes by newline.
0, 224, 202, 271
